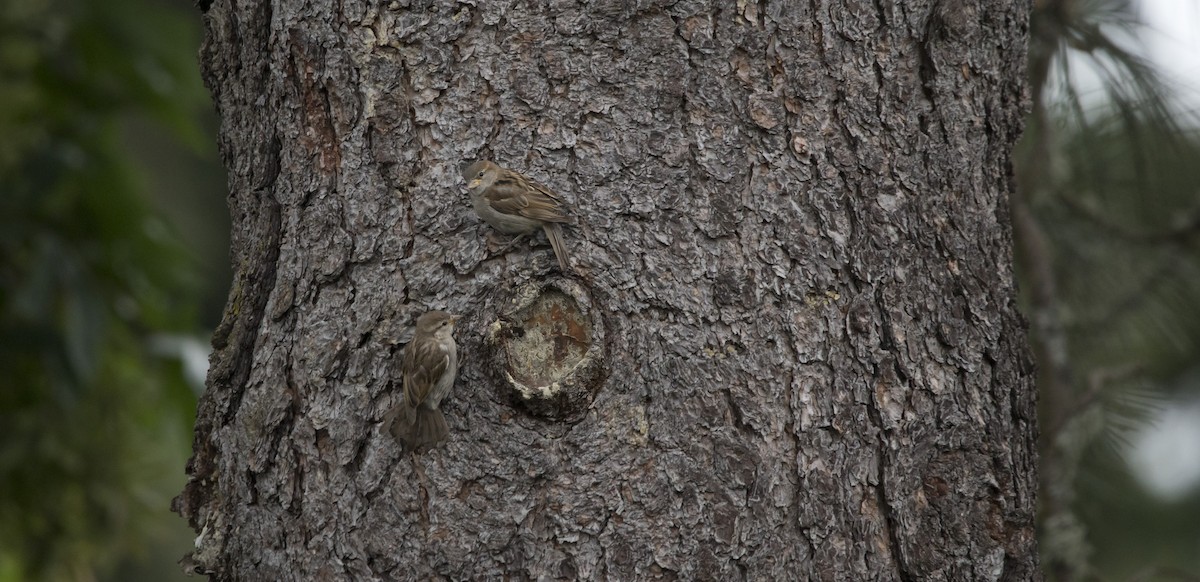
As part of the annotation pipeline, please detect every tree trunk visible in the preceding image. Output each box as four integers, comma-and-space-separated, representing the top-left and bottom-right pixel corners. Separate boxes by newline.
175, 1, 1039, 580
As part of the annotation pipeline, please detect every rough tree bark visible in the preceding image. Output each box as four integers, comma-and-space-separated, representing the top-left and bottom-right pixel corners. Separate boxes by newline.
175, 0, 1038, 580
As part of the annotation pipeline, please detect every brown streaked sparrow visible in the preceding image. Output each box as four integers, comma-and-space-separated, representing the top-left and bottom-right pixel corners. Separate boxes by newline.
389, 310, 459, 450
463, 160, 573, 271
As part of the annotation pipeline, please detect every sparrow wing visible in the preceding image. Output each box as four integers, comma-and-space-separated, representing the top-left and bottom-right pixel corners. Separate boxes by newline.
484, 171, 572, 224
402, 336, 450, 408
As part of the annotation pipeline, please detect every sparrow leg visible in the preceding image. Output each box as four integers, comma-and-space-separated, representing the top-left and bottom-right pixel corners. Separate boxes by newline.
487, 232, 529, 253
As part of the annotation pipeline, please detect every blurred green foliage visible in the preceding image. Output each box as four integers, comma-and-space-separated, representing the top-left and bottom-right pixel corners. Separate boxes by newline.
1020, 0, 1200, 579
0, 0, 218, 579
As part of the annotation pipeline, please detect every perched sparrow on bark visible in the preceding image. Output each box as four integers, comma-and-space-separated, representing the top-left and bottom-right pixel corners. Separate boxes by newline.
390, 310, 460, 450
463, 160, 573, 271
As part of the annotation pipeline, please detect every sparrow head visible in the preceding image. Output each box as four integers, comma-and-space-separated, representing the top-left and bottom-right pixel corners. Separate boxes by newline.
463, 160, 500, 192
415, 310, 460, 338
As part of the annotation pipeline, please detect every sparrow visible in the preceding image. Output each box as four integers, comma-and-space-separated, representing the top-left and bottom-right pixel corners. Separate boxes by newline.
462, 160, 573, 271
390, 310, 460, 450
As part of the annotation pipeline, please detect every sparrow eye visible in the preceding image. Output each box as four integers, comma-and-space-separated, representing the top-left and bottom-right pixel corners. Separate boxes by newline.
476, 171, 485, 178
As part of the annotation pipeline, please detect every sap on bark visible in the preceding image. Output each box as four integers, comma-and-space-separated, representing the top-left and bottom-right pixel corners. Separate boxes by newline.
484, 277, 606, 420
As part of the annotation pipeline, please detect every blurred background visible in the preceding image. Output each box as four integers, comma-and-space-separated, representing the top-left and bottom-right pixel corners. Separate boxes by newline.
0, 0, 1197, 579
0, 0, 225, 579
1024, 1, 1200, 579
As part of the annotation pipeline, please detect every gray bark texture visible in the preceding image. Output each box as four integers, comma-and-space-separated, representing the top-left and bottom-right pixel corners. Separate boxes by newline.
175, 0, 1039, 580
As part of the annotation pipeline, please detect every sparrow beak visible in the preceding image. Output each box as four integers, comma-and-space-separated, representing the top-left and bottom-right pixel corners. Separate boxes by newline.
467, 179, 481, 189
450, 315, 462, 324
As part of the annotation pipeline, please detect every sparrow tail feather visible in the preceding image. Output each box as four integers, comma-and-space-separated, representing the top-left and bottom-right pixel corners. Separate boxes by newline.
543, 223, 570, 271
399, 407, 448, 450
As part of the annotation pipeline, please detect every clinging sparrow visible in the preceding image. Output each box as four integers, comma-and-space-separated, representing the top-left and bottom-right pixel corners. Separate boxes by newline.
390, 310, 460, 450
463, 160, 573, 271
